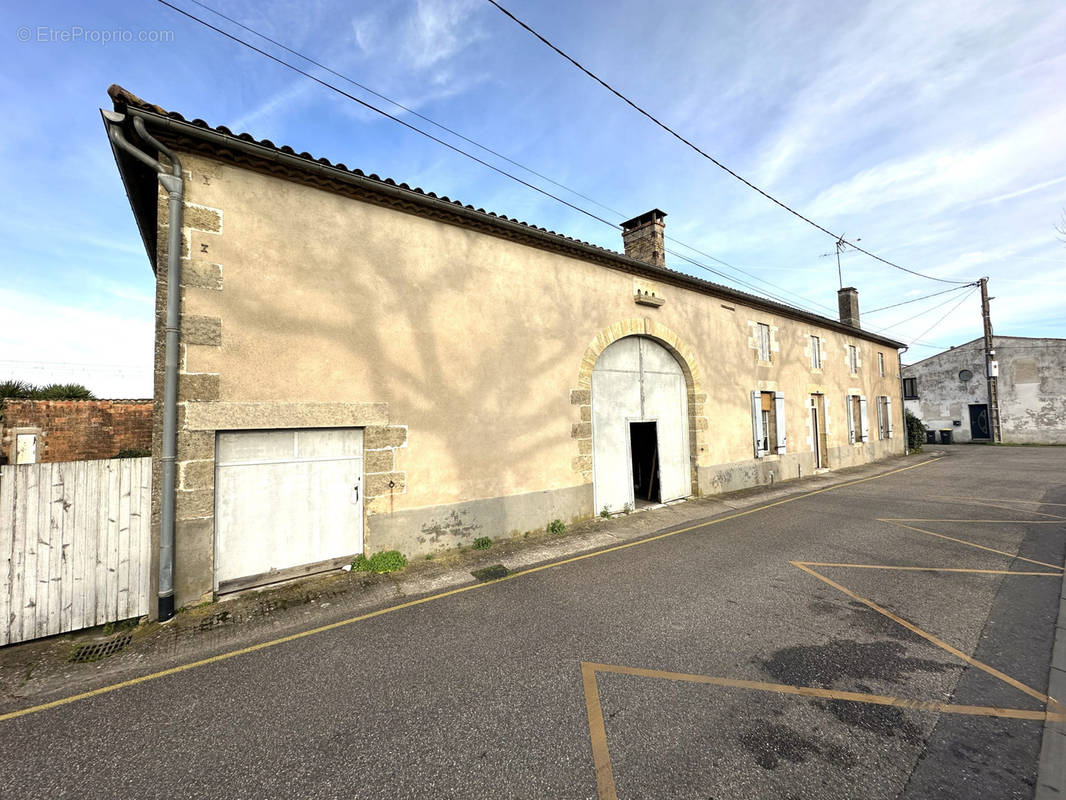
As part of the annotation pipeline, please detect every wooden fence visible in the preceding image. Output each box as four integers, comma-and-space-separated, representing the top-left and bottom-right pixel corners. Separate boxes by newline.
0, 458, 151, 645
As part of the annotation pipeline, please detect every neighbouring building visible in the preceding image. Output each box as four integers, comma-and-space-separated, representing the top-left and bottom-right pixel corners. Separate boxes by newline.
0, 398, 153, 465
903, 336, 1066, 444
103, 85, 905, 609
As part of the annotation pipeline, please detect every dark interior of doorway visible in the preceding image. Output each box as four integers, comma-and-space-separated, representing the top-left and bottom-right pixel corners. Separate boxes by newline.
630, 422, 661, 505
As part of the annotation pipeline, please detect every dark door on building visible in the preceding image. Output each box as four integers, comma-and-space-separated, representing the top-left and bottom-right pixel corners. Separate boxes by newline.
969, 404, 991, 439
630, 421, 661, 505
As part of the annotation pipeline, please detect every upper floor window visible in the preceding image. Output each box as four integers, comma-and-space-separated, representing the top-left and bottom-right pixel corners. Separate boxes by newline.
878, 352, 885, 377
848, 345, 859, 374
810, 336, 822, 369
757, 323, 771, 362
903, 377, 918, 399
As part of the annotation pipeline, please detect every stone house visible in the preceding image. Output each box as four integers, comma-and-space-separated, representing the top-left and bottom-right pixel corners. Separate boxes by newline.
903, 336, 1066, 444
0, 398, 152, 465
102, 85, 905, 611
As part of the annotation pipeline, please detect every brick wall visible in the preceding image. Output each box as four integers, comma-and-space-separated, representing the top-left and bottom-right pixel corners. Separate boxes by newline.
0, 399, 153, 464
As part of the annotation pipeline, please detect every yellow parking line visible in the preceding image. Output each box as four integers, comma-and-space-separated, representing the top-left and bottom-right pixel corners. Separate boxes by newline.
580, 659, 1066, 800
882, 520, 1066, 526
796, 562, 1061, 576
0, 457, 945, 724
585, 661, 1065, 722
932, 495, 1066, 508
581, 663, 618, 800
881, 521, 1065, 570
792, 562, 1063, 711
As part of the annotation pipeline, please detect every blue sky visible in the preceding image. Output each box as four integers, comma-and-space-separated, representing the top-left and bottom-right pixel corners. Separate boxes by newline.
2, 0, 1064, 397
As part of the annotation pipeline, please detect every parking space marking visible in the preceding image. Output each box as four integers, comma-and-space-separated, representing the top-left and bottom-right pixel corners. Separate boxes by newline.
883, 519, 1065, 524
797, 563, 1061, 575
880, 521, 1064, 570
793, 562, 1064, 710
583, 488, 1066, 799
932, 495, 1066, 509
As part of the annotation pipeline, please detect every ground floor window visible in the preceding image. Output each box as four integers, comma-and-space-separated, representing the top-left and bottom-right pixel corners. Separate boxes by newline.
846, 394, 869, 444
752, 390, 786, 457
876, 395, 894, 439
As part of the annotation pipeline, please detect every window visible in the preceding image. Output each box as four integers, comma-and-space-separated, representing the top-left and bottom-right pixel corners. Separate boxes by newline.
846, 394, 868, 444
878, 352, 885, 377
810, 335, 822, 369
751, 390, 786, 457
757, 323, 771, 362
848, 345, 859, 374
876, 395, 894, 439
902, 377, 918, 399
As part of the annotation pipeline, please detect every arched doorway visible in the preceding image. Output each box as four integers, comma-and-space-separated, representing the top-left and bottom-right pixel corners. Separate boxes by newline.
591, 336, 692, 513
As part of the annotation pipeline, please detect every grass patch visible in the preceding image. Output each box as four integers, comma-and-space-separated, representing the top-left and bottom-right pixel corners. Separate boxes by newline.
351, 550, 408, 574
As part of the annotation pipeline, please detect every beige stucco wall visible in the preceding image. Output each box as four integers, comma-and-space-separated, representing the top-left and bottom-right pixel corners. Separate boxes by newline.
157, 150, 904, 606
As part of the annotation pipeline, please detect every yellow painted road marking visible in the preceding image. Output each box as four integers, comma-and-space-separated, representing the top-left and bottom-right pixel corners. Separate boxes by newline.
796, 562, 1062, 576
881, 521, 1065, 571
882, 519, 1065, 524
580, 659, 1066, 800
584, 661, 1066, 722
0, 457, 945, 724
932, 495, 1066, 508
581, 662, 618, 800
792, 562, 1064, 712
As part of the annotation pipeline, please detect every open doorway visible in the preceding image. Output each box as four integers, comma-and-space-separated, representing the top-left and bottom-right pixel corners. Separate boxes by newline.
630, 421, 661, 506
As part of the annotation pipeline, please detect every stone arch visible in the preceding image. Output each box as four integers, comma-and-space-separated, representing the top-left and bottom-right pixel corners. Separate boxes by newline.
569, 318, 707, 495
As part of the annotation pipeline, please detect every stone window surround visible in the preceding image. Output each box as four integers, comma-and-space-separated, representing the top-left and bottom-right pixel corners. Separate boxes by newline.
569, 318, 708, 497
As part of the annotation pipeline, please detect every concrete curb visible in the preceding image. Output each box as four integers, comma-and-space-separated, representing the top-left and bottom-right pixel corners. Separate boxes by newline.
1035, 561, 1066, 799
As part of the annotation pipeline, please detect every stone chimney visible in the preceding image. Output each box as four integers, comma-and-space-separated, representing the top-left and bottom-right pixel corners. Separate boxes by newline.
838, 286, 860, 328
621, 209, 667, 268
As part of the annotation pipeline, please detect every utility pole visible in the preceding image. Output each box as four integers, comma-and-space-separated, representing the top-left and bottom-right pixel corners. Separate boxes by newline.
980, 277, 1001, 442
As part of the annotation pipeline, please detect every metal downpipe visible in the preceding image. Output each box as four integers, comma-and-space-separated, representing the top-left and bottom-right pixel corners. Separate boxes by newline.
106, 113, 183, 621
898, 347, 909, 455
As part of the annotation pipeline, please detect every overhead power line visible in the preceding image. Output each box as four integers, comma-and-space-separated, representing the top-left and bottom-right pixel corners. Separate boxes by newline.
907, 287, 980, 347
156, 0, 618, 229
183, 0, 627, 223
156, 0, 840, 317
865, 283, 979, 314
484, 0, 973, 287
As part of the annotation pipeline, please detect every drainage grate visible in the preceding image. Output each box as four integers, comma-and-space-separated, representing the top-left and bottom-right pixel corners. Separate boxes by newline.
471, 564, 509, 582
69, 632, 132, 663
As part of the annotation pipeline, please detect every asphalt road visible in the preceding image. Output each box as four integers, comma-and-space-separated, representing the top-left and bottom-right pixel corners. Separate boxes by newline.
1, 446, 1063, 799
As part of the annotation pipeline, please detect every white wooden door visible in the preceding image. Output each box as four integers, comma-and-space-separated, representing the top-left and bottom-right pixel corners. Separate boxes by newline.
214, 428, 364, 589
591, 337, 691, 513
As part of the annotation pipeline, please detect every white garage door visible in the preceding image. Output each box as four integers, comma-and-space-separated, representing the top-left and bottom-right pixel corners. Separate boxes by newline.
214, 428, 364, 591
591, 336, 691, 513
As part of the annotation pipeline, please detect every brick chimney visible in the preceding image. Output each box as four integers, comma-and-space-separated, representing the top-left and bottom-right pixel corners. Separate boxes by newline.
838, 286, 860, 328
621, 209, 667, 268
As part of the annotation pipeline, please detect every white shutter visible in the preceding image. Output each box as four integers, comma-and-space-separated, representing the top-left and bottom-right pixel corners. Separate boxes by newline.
886, 397, 894, 438
876, 398, 885, 440
846, 395, 856, 444
751, 390, 765, 458
775, 392, 787, 454
859, 396, 869, 443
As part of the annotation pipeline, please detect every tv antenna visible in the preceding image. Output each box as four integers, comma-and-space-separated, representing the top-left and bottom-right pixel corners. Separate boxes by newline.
820, 235, 860, 289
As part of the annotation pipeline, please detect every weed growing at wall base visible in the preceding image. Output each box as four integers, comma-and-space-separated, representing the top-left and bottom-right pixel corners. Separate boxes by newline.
473, 536, 492, 550
351, 550, 408, 574
547, 519, 566, 535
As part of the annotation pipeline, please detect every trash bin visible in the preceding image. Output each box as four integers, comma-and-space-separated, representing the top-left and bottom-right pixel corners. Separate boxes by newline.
939, 429, 953, 445
925, 430, 936, 444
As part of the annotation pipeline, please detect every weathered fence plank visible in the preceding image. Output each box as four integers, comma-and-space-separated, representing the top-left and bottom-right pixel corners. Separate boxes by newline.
0, 458, 151, 645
